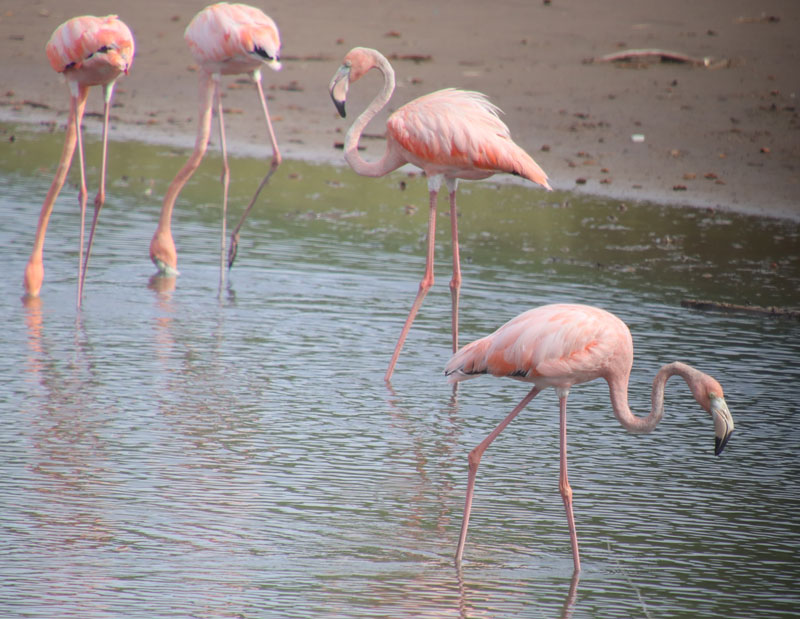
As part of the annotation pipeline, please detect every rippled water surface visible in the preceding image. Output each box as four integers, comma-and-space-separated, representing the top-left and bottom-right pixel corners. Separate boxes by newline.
1, 125, 799, 618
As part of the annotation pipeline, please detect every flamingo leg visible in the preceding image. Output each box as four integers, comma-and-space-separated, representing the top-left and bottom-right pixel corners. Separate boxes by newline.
80, 82, 116, 303
558, 391, 581, 572
227, 69, 282, 271
214, 76, 230, 293
23, 89, 83, 298
384, 187, 438, 382
455, 386, 541, 564
72, 85, 90, 308
150, 73, 216, 274
448, 186, 462, 353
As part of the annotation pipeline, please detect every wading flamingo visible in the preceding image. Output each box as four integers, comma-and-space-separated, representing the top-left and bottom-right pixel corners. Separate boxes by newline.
445, 303, 735, 572
329, 47, 552, 382
150, 2, 281, 289
23, 15, 134, 307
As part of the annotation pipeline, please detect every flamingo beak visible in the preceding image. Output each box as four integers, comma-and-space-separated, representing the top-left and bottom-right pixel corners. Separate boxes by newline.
710, 394, 734, 456
329, 64, 350, 118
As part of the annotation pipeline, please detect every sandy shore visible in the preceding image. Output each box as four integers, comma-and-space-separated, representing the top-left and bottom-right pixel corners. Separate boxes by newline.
1, 0, 798, 220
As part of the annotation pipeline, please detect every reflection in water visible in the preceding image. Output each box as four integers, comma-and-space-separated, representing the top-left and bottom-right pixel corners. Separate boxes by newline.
19, 295, 122, 616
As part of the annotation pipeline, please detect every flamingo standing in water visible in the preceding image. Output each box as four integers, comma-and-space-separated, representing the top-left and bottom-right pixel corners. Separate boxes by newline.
23, 15, 134, 307
329, 47, 552, 382
150, 2, 282, 288
445, 303, 735, 572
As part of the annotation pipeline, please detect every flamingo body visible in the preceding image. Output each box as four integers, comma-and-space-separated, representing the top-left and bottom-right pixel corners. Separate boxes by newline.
24, 15, 134, 305
151, 2, 282, 286
387, 88, 551, 186
46, 15, 134, 81
447, 304, 631, 388
446, 303, 735, 571
184, 3, 280, 75
329, 47, 551, 381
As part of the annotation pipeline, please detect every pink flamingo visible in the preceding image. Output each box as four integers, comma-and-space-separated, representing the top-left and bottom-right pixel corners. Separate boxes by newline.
150, 2, 282, 288
329, 47, 552, 382
23, 14, 134, 307
445, 303, 735, 571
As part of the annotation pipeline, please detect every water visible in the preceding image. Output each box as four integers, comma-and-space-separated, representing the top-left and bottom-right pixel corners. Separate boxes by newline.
1, 124, 799, 618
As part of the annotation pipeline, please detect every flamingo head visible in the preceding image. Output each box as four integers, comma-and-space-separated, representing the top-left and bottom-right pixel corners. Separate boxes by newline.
693, 373, 734, 455
709, 391, 734, 456
150, 227, 179, 276
329, 47, 380, 118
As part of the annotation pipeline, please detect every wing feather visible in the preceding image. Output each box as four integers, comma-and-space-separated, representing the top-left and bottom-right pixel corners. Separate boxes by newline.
387, 89, 550, 187
445, 304, 630, 386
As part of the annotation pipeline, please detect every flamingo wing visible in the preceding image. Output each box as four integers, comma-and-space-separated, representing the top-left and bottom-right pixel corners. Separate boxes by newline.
46, 15, 134, 75
185, 3, 280, 68
387, 88, 550, 187
445, 304, 630, 385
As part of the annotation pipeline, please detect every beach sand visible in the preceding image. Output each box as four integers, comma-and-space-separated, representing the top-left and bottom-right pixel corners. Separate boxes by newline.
1, 0, 798, 220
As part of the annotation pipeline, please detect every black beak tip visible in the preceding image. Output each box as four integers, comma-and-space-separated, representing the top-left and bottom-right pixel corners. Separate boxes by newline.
335, 100, 346, 118
715, 432, 733, 456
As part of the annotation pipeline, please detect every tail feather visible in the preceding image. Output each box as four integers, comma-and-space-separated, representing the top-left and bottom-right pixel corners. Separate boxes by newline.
445, 337, 493, 383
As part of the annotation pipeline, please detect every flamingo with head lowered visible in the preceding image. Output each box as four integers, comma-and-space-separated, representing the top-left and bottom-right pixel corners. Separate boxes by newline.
445, 303, 735, 572
329, 47, 552, 382
23, 14, 134, 307
150, 2, 282, 290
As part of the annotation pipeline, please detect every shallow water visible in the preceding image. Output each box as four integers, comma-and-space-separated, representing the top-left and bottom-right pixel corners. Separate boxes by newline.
1, 124, 799, 618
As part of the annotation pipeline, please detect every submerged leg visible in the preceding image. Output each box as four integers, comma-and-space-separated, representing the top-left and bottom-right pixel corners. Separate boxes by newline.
384, 184, 439, 382
455, 386, 541, 564
558, 389, 581, 572
227, 69, 282, 270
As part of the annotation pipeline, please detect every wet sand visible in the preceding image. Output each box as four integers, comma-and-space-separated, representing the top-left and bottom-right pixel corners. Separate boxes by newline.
1, 0, 798, 220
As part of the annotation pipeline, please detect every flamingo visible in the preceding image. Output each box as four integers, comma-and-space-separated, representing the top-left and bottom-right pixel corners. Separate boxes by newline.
329, 47, 552, 382
150, 2, 282, 289
445, 303, 735, 572
23, 15, 134, 307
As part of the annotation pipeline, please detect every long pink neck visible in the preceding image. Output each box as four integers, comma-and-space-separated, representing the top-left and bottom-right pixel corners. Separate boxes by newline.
344, 52, 405, 177
608, 361, 703, 434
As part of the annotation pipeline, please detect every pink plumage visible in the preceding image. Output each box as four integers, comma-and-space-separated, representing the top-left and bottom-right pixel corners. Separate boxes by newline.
330, 47, 552, 381
150, 3, 283, 283
46, 15, 134, 79
446, 304, 631, 386
184, 2, 280, 75
446, 303, 734, 571
24, 15, 134, 306
388, 88, 551, 187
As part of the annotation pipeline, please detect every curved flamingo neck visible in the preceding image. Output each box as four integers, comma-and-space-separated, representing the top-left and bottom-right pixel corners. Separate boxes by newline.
343, 52, 404, 178
608, 361, 703, 434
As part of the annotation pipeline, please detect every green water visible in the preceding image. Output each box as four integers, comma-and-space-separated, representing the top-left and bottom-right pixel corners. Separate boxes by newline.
1, 122, 798, 618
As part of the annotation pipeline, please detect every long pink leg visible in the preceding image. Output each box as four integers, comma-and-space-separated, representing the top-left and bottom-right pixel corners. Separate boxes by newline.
80, 82, 115, 302
72, 85, 90, 308
215, 77, 230, 292
227, 69, 282, 270
558, 390, 581, 572
455, 386, 541, 564
384, 187, 438, 382
448, 188, 462, 353
23, 90, 83, 298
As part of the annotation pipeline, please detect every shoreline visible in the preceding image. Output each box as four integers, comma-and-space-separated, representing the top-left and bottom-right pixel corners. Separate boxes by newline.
1, 0, 797, 221
3, 104, 796, 224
